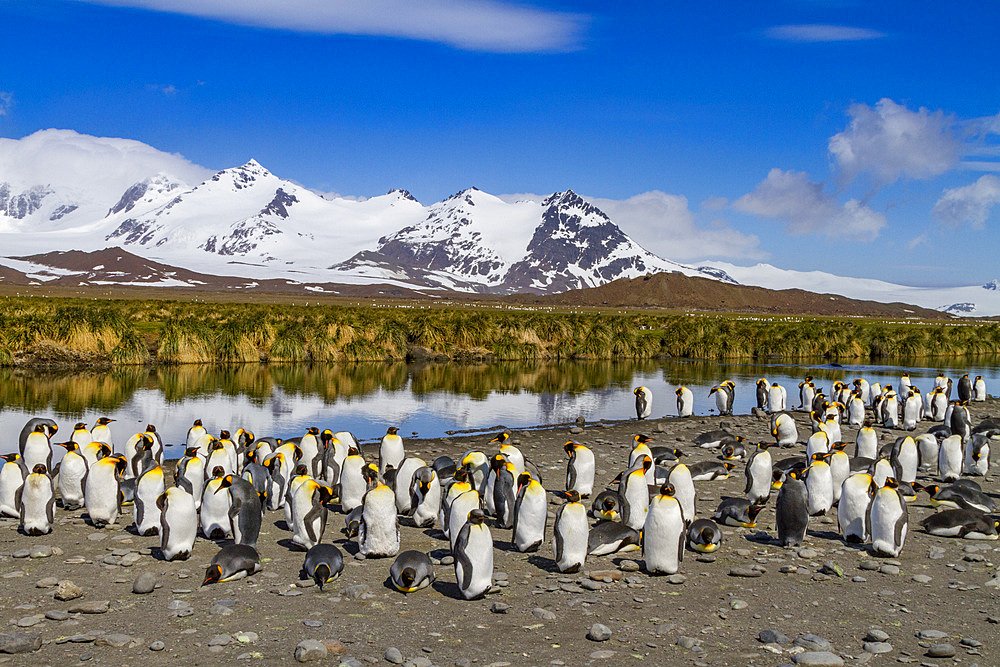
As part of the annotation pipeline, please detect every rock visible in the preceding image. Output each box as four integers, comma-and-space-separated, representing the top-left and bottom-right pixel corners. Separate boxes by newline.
619, 560, 640, 572
68, 601, 110, 614
294, 639, 328, 662
45, 610, 69, 621
792, 652, 844, 666
588, 570, 621, 582
11, 549, 29, 558
209, 634, 232, 646
858, 561, 880, 571
54, 580, 85, 601
0, 633, 42, 654
344, 585, 370, 600
960, 638, 982, 648
928, 546, 946, 559
95, 634, 133, 648
589, 650, 616, 659
385, 647, 404, 664
587, 623, 611, 642
676, 636, 700, 650
209, 604, 234, 616
133, 572, 157, 595
667, 574, 687, 585
490, 602, 509, 614
302, 620, 323, 628
236, 632, 258, 644
569, 427, 583, 435
730, 599, 748, 610
820, 561, 843, 577
532, 608, 556, 621
797, 548, 819, 559
149, 641, 165, 651
911, 574, 932, 584
878, 564, 900, 575
926, 644, 956, 658
759, 630, 790, 645
794, 634, 833, 652
16, 617, 40, 628
320, 639, 347, 655
729, 567, 762, 578
863, 642, 892, 654
35, 577, 59, 588
916, 630, 948, 640
29, 545, 52, 558
865, 630, 889, 642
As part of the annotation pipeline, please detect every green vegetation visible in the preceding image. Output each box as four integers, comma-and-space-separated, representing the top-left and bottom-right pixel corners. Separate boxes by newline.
0, 296, 997, 367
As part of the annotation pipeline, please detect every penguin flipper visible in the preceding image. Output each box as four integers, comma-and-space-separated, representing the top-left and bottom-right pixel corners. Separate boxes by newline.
893, 491, 908, 547
553, 504, 566, 561
161, 520, 171, 553
677, 527, 685, 564
453, 522, 476, 592
303, 503, 325, 546
135, 497, 145, 529
13, 486, 23, 513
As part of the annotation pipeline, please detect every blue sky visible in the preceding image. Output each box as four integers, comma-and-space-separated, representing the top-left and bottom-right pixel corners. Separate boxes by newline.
2, 1, 1000, 285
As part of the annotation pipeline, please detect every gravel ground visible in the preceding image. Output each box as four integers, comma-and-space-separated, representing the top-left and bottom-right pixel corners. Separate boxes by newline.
0, 400, 998, 666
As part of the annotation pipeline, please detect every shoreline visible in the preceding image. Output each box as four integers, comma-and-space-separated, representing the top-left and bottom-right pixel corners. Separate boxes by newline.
0, 401, 997, 665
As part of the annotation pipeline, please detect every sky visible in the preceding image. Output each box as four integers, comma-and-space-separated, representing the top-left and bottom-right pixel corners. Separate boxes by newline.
2, 0, 1000, 286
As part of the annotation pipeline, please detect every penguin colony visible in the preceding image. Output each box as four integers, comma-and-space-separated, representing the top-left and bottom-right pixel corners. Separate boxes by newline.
0, 371, 997, 605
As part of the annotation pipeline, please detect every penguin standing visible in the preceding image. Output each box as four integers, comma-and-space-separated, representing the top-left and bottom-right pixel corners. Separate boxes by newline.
219, 474, 263, 549
803, 454, 833, 516
338, 448, 368, 513
85, 455, 126, 528
202, 544, 261, 585
686, 518, 723, 553
902, 389, 922, 431
359, 481, 400, 558
856, 423, 878, 459
18, 464, 55, 536
806, 431, 830, 460
409, 466, 441, 529
643, 484, 685, 575
846, 391, 866, 426
492, 458, 518, 529
289, 478, 335, 551
756, 379, 769, 410
950, 402, 972, 442
321, 431, 347, 486
915, 434, 939, 473
461, 451, 490, 495
564, 442, 595, 498
634, 386, 652, 420
447, 486, 481, 552
838, 473, 874, 543
512, 472, 546, 552
392, 456, 426, 515
675, 387, 694, 417
892, 436, 919, 486
827, 447, 850, 503
186, 419, 207, 449
667, 463, 695, 525
440, 469, 473, 540
957, 374, 972, 402
775, 471, 809, 547
297, 427, 322, 477
22, 425, 52, 474
379, 427, 404, 475
709, 382, 734, 416
620, 458, 652, 530
70, 422, 91, 447
881, 391, 899, 429
453, 509, 493, 600
972, 376, 987, 401
0, 454, 26, 518
175, 447, 206, 510
389, 550, 436, 593
768, 383, 787, 413
938, 435, 964, 483
55, 442, 88, 510
870, 479, 908, 557
798, 379, 816, 411
133, 463, 165, 536
552, 490, 588, 573
771, 413, 798, 447
156, 487, 196, 560
302, 544, 344, 589
201, 467, 233, 540
744, 443, 773, 506
964, 434, 991, 477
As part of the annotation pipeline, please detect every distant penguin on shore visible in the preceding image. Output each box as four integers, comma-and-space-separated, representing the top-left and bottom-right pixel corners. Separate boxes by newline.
675, 387, 694, 417
634, 386, 652, 420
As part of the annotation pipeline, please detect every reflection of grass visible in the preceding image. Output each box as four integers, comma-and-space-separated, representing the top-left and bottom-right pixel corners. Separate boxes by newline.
0, 297, 997, 366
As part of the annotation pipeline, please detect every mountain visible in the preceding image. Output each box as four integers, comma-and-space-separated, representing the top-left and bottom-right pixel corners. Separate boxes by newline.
0, 129, 997, 316
507, 271, 950, 319
334, 188, 734, 293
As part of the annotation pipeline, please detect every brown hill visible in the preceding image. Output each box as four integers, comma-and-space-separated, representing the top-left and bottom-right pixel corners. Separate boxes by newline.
505, 271, 951, 319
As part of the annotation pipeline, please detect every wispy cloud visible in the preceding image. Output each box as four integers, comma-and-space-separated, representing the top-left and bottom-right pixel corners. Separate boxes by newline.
146, 83, 178, 96
73, 0, 587, 53
733, 168, 886, 241
932, 175, 1000, 229
765, 24, 885, 42
0, 91, 12, 116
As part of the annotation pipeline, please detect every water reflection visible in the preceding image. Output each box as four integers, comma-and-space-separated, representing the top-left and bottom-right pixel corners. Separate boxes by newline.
0, 357, 997, 458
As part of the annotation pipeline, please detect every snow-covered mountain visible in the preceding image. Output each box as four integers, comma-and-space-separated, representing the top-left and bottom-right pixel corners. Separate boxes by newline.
2, 129, 999, 315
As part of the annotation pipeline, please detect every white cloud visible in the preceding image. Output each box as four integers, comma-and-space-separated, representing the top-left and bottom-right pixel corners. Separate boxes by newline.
586, 191, 764, 261
147, 83, 178, 96
733, 168, 886, 241
828, 98, 961, 185
932, 175, 1000, 229
73, 0, 586, 53
765, 24, 885, 42
0, 91, 11, 116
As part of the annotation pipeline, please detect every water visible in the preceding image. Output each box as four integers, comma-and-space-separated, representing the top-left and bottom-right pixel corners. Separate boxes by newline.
1, 357, 997, 460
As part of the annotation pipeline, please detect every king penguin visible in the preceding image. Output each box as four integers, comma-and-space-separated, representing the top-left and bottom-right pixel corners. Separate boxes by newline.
18, 464, 54, 536
175, 447, 205, 510
676, 387, 694, 417
564, 441, 595, 498
620, 457, 652, 530
359, 480, 400, 558
85, 455, 126, 528
686, 517, 722, 553
553, 490, 588, 573
856, 423, 878, 459
870, 478, 908, 557
838, 472, 874, 543
0, 454, 25, 518
643, 483, 685, 575
744, 443, 773, 506
22, 424, 52, 475
133, 462, 165, 536
453, 509, 493, 600
938, 434, 964, 483
55, 442, 88, 510
289, 478, 335, 551
379, 427, 404, 475
512, 472, 546, 553
667, 462, 696, 526
201, 467, 233, 540
218, 474, 263, 549
302, 543, 344, 589
389, 550, 436, 593
157, 486, 197, 561
202, 544, 261, 585
775, 471, 809, 547
634, 386, 652, 420
409, 466, 441, 529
